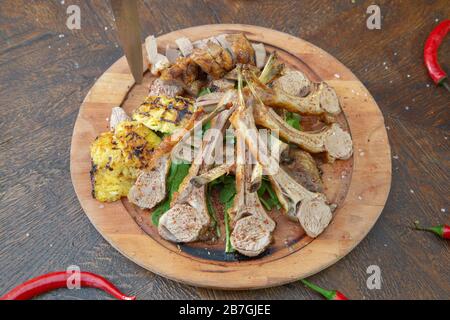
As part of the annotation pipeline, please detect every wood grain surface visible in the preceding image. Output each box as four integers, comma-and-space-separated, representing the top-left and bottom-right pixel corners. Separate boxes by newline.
0, 0, 448, 299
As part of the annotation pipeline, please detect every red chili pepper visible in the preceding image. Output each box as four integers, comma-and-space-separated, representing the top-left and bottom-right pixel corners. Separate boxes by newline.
424, 19, 450, 91
0, 271, 136, 300
301, 279, 349, 300
414, 221, 450, 240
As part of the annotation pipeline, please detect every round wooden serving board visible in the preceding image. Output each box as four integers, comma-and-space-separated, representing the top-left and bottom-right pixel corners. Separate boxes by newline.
70, 24, 391, 289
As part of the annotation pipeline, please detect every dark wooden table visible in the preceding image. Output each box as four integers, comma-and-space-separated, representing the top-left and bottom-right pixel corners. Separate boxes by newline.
0, 0, 448, 300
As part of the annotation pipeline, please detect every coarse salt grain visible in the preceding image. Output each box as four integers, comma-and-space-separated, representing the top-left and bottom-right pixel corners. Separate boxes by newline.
393, 155, 399, 159
441, 208, 446, 213
410, 189, 414, 194
334, 74, 341, 79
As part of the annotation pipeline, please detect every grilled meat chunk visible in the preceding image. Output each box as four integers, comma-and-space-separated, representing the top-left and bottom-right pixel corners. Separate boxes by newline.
159, 56, 201, 92
224, 33, 255, 65
191, 48, 226, 80
191, 41, 233, 79
282, 147, 323, 193
205, 41, 234, 73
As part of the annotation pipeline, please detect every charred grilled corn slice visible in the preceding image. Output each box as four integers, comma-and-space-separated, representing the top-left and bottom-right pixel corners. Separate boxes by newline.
114, 120, 161, 169
132, 95, 195, 134
90, 121, 161, 202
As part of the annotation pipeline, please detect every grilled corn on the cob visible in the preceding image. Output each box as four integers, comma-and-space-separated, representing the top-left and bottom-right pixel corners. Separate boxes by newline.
132, 95, 195, 134
90, 121, 161, 202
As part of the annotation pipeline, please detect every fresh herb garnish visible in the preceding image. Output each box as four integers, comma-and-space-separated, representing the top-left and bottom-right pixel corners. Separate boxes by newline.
208, 175, 236, 253
257, 176, 281, 210
285, 112, 302, 130
206, 184, 221, 238
202, 120, 212, 136
208, 173, 281, 252
151, 161, 191, 225
198, 87, 212, 97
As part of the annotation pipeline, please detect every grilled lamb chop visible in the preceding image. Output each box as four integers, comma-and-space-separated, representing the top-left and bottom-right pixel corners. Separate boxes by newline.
246, 71, 341, 117
229, 145, 275, 256
230, 83, 333, 238
157, 92, 236, 243
251, 95, 353, 162
228, 82, 275, 256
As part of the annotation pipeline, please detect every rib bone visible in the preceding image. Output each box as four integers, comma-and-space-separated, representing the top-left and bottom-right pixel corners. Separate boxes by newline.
246, 71, 341, 117
252, 100, 353, 161
190, 163, 235, 187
